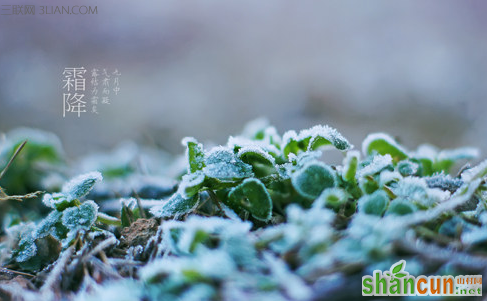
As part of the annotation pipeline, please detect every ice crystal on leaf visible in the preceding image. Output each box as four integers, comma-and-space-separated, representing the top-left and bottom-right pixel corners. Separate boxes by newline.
61, 171, 103, 201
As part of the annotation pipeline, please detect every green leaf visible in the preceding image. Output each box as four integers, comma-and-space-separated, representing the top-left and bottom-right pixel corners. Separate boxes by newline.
150, 193, 199, 218
434, 147, 479, 173
362, 133, 408, 162
461, 159, 487, 183
386, 198, 416, 216
15, 235, 61, 272
282, 125, 352, 158
42, 192, 78, 211
0, 128, 65, 195
314, 187, 349, 209
397, 160, 419, 176
61, 200, 99, 230
34, 210, 64, 239
13, 238, 37, 263
61, 171, 103, 201
237, 147, 277, 177
179, 171, 206, 198
358, 190, 389, 216
291, 162, 337, 200
342, 151, 359, 182
357, 154, 393, 179
227, 178, 273, 221
120, 198, 138, 227
96, 212, 121, 226
203, 148, 254, 182
395, 273, 406, 278
304, 125, 352, 151
391, 260, 405, 274
182, 137, 206, 173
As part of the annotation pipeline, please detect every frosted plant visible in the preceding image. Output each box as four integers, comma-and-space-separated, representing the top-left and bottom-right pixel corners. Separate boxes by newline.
4, 121, 487, 301
10, 171, 116, 271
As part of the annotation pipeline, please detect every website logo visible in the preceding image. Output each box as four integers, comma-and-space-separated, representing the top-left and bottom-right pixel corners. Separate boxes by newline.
362, 260, 482, 297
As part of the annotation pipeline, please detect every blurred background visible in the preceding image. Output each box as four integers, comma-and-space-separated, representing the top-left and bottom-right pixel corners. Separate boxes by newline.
1, 0, 486, 158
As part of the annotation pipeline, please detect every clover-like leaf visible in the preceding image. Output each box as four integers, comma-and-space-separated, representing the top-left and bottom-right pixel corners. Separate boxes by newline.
397, 160, 419, 176
61, 171, 103, 201
42, 192, 77, 211
237, 146, 277, 177
356, 154, 393, 179
203, 147, 254, 182
178, 171, 206, 198
61, 200, 99, 230
227, 178, 272, 221
34, 210, 64, 239
182, 137, 206, 173
461, 159, 487, 183
314, 187, 349, 209
358, 190, 389, 216
291, 162, 337, 200
362, 133, 408, 162
342, 151, 360, 182
282, 125, 351, 158
13, 238, 37, 263
150, 193, 199, 218
385, 198, 416, 216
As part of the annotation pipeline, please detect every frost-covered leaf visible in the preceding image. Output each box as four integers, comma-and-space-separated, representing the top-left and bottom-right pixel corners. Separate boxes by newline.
424, 174, 463, 192
13, 238, 36, 263
397, 160, 419, 176
393, 177, 450, 207
150, 193, 199, 218
203, 147, 254, 182
61, 200, 99, 230
120, 198, 140, 227
462, 227, 487, 246
301, 125, 352, 152
291, 162, 337, 200
282, 125, 351, 158
227, 178, 272, 221
237, 146, 276, 177
178, 171, 205, 198
241, 118, 272, 140
314, 188, 348, 209
262, 252, 312, 300
356, 154, 393, 179
61, 171, 103, 201
385, 198, 416, 216
34, 210, 64, 239
77, 142, 138, 179
438, 216, 471, 238
13, 234, 61, 272
435, 147, 479, 172
140, 249, 236, 283
182, 137, 206, 173
42, 192, 77, 211
342, 151, 360, 182
358, 176, 380, 195
379, 170, 402, 188
358, 190, 389, 216
461, 159, 487, 183
362, 133, 408, 162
